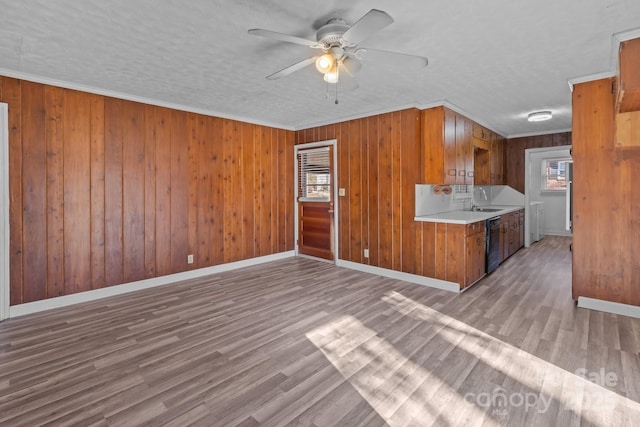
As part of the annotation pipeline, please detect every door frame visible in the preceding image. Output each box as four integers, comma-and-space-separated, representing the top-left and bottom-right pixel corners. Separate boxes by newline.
1, 103, 9, 320
524, 144, 572, 247
294, 139, 339, 263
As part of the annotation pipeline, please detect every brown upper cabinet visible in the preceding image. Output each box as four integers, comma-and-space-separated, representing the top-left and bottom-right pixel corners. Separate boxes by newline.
617, 38, 640, 113
491, 134, 506, 185
423, 106, 473, 184
422, 106, 504, 185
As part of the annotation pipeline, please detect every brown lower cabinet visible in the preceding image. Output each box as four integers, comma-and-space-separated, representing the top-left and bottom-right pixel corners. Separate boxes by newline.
431, 220, 486, 289
499, 209, 525, 263
424, 208, 525, 290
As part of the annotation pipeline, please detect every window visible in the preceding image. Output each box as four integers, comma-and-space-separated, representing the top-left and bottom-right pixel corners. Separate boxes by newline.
542, 158, 570, 191
298, 147, 331, 201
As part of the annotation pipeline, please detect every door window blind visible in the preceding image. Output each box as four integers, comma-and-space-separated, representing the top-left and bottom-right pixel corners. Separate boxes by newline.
297, 147, 331, 201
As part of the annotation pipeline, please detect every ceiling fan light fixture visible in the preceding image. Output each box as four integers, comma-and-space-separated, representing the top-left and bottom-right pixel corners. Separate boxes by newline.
323, 67, 339, 84
527, 111, 553, 122
315, 53, 335, 74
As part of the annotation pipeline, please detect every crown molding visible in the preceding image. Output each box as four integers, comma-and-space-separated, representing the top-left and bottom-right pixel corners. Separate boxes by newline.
507, 128, 572, 139
0, 68, 296, 131
568, 26, 640, 91
292, 102, 420, 131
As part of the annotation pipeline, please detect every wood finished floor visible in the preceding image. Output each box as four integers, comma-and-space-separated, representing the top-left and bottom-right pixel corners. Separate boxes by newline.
1, 236, 639, 426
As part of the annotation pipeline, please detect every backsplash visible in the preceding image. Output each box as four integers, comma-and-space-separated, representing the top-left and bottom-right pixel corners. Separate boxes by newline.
415, 184, 524, 216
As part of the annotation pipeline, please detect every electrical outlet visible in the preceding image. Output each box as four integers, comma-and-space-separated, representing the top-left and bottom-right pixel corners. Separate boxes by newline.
187, 254, 194, 264
339, 188, 346, 197
364, 249, 369, 258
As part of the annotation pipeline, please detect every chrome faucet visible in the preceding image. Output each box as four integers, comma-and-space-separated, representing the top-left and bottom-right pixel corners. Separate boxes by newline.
476, 186, 488, 202
471, 187, 488, 211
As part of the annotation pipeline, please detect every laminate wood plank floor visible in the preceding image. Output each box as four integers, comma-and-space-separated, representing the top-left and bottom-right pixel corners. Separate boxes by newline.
1, 236, 639, 426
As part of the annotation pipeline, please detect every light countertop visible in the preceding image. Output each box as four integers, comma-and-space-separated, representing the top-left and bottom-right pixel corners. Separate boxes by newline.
414, 205, 524, 224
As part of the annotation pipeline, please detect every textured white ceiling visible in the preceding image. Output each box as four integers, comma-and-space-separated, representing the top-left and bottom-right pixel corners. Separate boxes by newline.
1, 0, 639, 136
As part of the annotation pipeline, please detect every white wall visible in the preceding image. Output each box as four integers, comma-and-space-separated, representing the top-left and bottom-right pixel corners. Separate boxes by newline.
528, 147, 572, 236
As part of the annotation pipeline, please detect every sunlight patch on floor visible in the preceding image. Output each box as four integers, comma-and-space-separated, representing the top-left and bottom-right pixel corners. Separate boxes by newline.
306, 315, 490, 426
381, 291, 640, 426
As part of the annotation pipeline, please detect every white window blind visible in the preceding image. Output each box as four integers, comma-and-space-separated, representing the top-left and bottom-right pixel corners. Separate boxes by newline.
298, 147, 331, 201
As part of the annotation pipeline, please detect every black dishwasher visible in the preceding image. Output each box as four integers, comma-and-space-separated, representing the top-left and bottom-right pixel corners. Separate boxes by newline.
486, 216, 501, 273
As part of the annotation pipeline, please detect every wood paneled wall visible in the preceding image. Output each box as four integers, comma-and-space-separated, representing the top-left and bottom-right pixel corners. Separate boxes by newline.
296, 109, 423, 274
505, 132, 572, 193
0, 77, 294, 306
572, 77, 640, 306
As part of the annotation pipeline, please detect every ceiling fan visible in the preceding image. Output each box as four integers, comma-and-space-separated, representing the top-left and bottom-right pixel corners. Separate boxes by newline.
248, 9, 428, 88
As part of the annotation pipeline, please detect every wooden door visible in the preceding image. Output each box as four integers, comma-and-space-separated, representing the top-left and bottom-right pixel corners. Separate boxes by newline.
297, 146, 334, 261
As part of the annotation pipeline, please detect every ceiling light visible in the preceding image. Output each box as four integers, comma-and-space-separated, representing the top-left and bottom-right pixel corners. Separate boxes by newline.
527, 111, 553, 122
315, 53, 335, 74
323, 66, 339, 84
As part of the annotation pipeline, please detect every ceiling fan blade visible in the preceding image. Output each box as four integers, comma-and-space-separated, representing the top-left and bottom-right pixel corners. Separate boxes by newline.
341, 9, 393, 46
341, 57, 362, 77
266, 56, 318, 80
356, 48, 428, 69
248, 29, 321, 48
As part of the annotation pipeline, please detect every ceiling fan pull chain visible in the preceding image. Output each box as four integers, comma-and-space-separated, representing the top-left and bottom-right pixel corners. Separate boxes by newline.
335, 68, 339, 104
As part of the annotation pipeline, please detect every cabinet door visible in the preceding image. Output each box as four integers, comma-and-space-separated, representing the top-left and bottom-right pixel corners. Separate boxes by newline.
518, 210, 525, 249
491, 136, 505, 185
455, 114, 468, 184
443, 109, 457, 184
466, 232, 486, 286
499, 214, 509, 262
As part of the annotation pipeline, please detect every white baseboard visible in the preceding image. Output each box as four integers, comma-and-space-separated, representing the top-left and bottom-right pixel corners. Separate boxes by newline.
9, 251, 295, 318
335, 260, 460, 293
577, 297, 640, 319
544, 230, 573, 237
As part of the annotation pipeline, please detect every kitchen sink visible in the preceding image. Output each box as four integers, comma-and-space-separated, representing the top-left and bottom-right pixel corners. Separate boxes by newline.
469, 207, 503, 212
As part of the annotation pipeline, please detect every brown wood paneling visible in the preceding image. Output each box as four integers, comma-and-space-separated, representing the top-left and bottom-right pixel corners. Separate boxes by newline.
400, 109, 420, 274
378, 113, 393, 270
89, 94, 105, 289
296, 108, 422, 275
337, 122, 350, 261
367, 116, 379, 266
572, 77, 639, 306
421, 222, 436, 278
104, 98, 124, 287
63, 90, 92, 295
209, 116, 225, 266
258, 126, 272, 256
348, 119, 363, 264
4, 77, 24, 305
45, 86, 65, 298
422, 107, 445, 183
143, 105, 157, 278
196, 114, 211, 268
122, 101, 146, 283
505, 132, 571, 193
21, 81, 47, 303
187, 113, 199, 269
2, 77, 295, 306
242, 123, 256, 259
170, 110, 189, 272
391, 111, 403, 271
284, 130, 295, 251
154, 106, 172, 277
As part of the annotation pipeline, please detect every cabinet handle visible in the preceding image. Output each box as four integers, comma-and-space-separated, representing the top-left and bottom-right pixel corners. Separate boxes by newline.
458, 170, 466, 176
448, 169, 457, 176
467, 171, 474, 177
477, 237, 482, 245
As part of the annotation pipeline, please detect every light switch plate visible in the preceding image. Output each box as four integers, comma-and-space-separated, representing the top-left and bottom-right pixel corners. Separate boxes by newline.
339, 188, 346, 196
